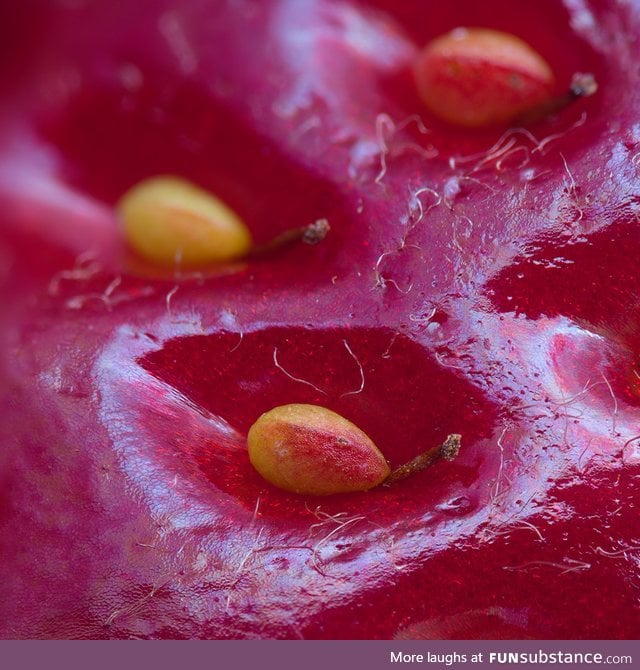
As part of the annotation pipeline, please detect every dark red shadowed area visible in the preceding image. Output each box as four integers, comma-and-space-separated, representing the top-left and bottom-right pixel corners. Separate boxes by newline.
140, 327, 495, 464
40, 81, 350, 250
2, 0, 640, 641
138, 327, 497, 511
486, 215, 640, 410
487, 216, 640, 335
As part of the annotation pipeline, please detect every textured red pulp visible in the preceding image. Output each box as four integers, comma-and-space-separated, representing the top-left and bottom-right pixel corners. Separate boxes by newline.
1, 0, 640, 639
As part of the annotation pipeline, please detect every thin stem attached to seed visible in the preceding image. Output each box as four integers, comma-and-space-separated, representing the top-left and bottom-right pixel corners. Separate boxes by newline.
385, 433, 462, 485
517, 72, 598, 125
249, 218, 330, 257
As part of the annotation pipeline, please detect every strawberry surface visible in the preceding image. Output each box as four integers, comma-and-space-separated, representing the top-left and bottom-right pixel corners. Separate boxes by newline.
1, 0, 640, 639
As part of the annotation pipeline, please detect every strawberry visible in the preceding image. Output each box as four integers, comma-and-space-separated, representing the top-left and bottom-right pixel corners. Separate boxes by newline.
1, 0, 638, 639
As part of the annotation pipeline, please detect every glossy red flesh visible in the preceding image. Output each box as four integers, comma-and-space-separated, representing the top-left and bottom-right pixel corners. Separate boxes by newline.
1, 0, 640, 640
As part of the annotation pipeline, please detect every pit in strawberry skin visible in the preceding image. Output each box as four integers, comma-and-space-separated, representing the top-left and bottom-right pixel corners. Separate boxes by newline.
1, 0, 640, 640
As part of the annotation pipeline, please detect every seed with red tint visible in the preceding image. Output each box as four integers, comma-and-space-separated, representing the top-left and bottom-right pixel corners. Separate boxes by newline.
414, 27, 555, 127
247, 404, 390, 496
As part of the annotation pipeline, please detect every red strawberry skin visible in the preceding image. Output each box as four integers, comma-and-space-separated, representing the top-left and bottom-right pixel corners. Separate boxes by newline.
2, 0, 640, 639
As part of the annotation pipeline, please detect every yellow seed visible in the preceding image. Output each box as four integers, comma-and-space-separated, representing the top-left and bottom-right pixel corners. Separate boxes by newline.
247, 404, 390, 496
117, 176, 252, 267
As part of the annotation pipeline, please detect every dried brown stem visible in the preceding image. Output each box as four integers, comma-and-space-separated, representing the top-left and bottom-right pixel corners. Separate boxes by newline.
517, 72, 597, 125
249, 218, 330, 257
385, 433, 461, 485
